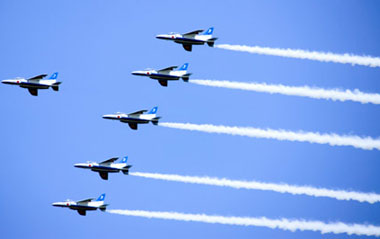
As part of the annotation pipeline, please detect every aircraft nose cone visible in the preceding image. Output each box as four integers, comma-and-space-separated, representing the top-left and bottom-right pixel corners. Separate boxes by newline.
156, 34, 169, 39
103, 114, 118, 120
52, 202, 60, 207
131, 71, 146, 76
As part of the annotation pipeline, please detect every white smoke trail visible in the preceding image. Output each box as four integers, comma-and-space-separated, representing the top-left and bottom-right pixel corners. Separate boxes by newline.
189, 79, 380, 105
108, 209, 380, 236
215, 44, 380, 68
130, 172, 380, 204
158, 122, 380, 151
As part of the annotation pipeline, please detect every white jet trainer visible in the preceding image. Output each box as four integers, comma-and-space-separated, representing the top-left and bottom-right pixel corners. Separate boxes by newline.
2, 72, 61, 96
103, 106, 161, 130
75, 156, 132, 180
132, 63, 191, 87
156, 27, 217, 52
52, 193, 108, 216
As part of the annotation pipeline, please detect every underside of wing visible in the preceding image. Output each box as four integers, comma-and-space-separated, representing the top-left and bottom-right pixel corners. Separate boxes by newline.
157, 66, 177, 72
27, 74, 48, 80
128, 123, 138, 130
77, 210, 86, 216
99, 157, 119, 165
28, 88, 38, 96
182, 44, 192, 52
158, 80, 168, 87
183, 29, 203, 37
99, 171, 108, 180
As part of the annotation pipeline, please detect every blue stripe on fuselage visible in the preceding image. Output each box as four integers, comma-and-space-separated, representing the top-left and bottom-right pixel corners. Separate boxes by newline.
69, 205, 98, 210
174, 38, 205, 45
90, 165, 120, 172
121, 117, 149, 123
20, 82, 49, 89
150, 73, 180, 80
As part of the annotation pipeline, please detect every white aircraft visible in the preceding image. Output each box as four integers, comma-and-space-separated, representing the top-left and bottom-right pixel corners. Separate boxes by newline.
132, 63, 191, 87
75, 156, 132, 180
2, 72, 61, 96
103, 106, 161, 130
52, 193, 108, 216
156, 27, 217, 51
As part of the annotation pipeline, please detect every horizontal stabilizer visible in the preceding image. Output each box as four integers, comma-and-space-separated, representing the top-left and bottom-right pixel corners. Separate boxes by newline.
99, 204, 108, 211
52, 85, 59, 91
121, 165, 132, 175
182, 73, 192, 82
151, 117, 161, 125
207, 38, 218, 47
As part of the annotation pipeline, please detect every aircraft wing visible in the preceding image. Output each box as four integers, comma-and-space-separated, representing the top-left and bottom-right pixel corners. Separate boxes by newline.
183, 29, 204, 37
128, 110, 147, 116
157, 66, 177, 73
76, 198, 94, 204
99, 157, 119, 165
27, 74, 48, 80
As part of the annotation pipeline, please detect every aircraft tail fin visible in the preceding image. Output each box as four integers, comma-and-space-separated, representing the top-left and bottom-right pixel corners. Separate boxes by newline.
148, 106, 158, 114
176, 63, 189, 71
182, 73, 192, 82
96, 193, 106, 201
207, 38, 218, 47
203, 27, 214, 35
120, 156, 128, 163
151, 117, 161, 125
49, 72, 58, 80
121, 165, 132, 175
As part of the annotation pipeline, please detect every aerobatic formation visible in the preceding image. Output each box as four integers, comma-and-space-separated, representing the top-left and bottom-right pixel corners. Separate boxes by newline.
4, 26, 380, 237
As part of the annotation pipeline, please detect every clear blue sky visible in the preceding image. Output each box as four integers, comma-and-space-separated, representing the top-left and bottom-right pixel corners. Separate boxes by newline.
1, 0, 380, 238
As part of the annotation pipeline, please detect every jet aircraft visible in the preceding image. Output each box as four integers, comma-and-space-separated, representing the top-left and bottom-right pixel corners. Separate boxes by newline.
103, 106, 161, 130
132, 63, 191, 87
2, 72, 61, 96
75, 156, 132, 180
52, 193, 108, 216
156, 27, 217, 51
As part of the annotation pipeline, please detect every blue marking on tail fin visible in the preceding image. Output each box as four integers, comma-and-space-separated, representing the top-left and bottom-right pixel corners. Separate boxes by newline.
96, 193, 106, 201
202, 27, 214, 35
148, 106, 158, 114
177, 63, 189, 71
121, 156, 128, 163
49, 72, 58, 79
